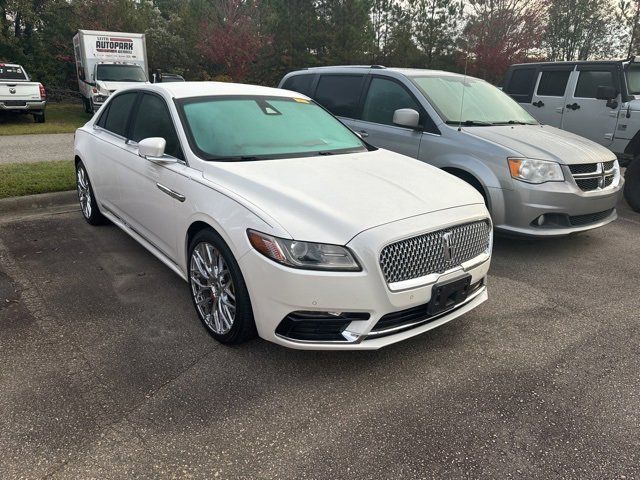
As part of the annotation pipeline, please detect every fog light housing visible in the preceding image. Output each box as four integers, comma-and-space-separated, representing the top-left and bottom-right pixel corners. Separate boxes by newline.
275, 311, 370, 342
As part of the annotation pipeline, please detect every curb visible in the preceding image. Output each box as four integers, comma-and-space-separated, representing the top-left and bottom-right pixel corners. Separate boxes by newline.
0, 190, 77, 215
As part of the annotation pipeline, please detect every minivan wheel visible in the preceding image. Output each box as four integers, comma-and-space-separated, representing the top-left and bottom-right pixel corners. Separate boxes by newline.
188, 229, 256, 344
624, 159, 640, 213
76, 161, 107, 225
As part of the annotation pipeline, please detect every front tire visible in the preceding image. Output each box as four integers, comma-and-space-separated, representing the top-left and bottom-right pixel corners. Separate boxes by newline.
188, 229, 256, 344
76, 160, 107, 225
624, 159, 640, 213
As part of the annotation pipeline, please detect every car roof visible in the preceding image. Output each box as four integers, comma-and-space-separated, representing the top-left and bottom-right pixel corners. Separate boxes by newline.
509, 60, 624, 68
289, 65, 466, 78
138, 81, 307, 100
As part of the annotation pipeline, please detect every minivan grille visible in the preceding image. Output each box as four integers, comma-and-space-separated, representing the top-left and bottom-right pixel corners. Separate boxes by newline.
379, 221, 491, 284
569, 161, 617, 192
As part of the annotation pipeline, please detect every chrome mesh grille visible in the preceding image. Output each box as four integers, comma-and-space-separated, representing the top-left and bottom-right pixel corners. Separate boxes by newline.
379, 221, 491, 284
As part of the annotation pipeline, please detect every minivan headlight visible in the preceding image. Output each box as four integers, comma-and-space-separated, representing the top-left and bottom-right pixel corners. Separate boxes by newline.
508, 158, 564, 184
247, 230, 361, 271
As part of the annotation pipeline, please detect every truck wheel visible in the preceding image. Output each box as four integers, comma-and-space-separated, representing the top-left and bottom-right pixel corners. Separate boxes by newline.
83, 97, 92, 113
33, 112, 45, 123
624, 159, 640, 213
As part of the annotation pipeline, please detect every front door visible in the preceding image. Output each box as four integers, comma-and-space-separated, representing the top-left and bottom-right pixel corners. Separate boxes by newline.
115, 92, 187, 262
562, 65, 620, 146
528, 66, 574, 127
357, 76, 424, 158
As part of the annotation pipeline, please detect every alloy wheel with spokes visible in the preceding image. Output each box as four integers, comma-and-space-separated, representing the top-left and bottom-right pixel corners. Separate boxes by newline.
75, 161, 106, 225
77, 165, 92, 219
190, 241, 237, 335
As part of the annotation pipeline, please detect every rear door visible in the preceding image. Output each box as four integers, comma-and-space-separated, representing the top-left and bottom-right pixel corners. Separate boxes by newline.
529, 65, 574, 127
503, 66, 538, 113
562, 65, 620, 146
312, 74, 365, 133
357, 75, 425, 158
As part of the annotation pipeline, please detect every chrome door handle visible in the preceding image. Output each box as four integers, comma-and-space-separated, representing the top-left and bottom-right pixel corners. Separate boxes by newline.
359, 130, 369, 138
156, 183, 185, 202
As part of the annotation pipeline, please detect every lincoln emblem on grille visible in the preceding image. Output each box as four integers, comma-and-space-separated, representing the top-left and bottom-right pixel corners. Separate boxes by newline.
442, 231, 454, 262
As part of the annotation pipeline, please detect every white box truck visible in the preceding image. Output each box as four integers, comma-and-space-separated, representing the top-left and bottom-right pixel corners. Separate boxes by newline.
73, 30, 148, 113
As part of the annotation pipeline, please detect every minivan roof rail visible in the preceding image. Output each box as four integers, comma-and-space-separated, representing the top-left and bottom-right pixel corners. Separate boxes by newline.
303, 65, 386, 70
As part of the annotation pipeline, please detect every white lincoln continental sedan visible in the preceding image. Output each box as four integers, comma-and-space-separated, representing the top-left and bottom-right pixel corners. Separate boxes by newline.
74, 82, 493, 350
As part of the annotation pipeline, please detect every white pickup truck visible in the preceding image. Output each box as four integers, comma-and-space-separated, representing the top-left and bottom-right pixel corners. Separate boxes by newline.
0, 63, 46, 123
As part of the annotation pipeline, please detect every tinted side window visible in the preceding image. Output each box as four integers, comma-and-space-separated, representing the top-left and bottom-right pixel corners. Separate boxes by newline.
362, 77, 421, 126
574, 70, 615, 98
314, 75, 364, 118
103, 92, 138, 137
537, 70, 571, 96
505, 68, 537, 95
130, 94, 182, 159
282, 74, 314, 96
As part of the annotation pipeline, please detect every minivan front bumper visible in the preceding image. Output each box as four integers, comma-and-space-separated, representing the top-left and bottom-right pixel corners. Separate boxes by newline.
493, 174, 623, 236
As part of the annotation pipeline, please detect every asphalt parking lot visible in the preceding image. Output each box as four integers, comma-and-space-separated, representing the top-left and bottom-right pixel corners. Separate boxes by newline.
1, 199, 639, 479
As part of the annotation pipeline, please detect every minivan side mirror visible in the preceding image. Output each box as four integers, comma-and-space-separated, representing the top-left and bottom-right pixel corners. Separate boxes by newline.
393, 108, 420, 129
138, 137, 174, 162
596, 85, 617, 100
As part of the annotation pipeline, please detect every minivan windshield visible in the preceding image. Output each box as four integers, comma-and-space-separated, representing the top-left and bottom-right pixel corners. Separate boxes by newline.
178, 95, 367, 161
96, 64, 147, 82
625, 65, 640, 95
410, 75, 537, 126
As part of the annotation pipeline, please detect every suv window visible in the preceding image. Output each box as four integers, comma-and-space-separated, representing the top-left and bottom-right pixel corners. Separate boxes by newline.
314, 75, 364, 118
362, 77, 421, 126
102, 92, 138, 137
130, 93, 182, 159
282, 74, 315, 96
574, 70, 615, 98
537, 70, 571, 97
505, 68, 537, 95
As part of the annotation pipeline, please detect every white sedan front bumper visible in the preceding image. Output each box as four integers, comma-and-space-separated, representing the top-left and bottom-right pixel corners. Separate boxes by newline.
238, 204, 491, 350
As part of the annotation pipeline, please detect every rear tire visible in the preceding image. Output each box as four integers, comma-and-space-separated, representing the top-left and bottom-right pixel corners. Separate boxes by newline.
75, 160, 108, 225
33, 112, 45, 123
83, 97, 92, 113
624, 159, 640, 213
188, 229, 256, 345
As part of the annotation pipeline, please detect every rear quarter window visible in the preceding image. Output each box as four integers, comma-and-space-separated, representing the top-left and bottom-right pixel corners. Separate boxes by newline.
314, 74, 365, 118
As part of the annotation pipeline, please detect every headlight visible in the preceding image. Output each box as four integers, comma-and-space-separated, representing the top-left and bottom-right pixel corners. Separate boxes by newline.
508, 158, 564, 184
247, 230, 361, 271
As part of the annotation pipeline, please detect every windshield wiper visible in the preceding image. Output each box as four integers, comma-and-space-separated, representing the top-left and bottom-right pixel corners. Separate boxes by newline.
446, 120, 493, 126
493, 120, 535, 125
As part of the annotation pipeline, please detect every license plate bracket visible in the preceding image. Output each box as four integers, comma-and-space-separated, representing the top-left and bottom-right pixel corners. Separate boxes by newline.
427, 275, 472, 316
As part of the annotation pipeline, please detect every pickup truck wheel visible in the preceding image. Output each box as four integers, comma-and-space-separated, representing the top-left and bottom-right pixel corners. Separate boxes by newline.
624, 159, 640, 213
188, 229, 256, 345
33, 112, 45, 123
83, 97, 92, 113
76, 161, 107, 225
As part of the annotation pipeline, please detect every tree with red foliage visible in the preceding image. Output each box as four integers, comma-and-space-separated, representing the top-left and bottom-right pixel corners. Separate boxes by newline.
461, 0, 547, 84
196, 0, 264, 82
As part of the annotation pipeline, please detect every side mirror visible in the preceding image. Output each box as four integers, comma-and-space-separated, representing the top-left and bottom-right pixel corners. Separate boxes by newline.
596, 85, 617, 100
393, 108, 420, 129
138, 137, 174, 162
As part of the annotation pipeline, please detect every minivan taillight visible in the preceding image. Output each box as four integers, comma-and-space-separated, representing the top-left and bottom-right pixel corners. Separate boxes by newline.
39, 83, 46, 100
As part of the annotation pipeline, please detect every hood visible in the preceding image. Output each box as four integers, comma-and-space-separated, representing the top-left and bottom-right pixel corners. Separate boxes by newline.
463, 124, 616, 165
200, 149, 484, 244
97, 80, 148, 93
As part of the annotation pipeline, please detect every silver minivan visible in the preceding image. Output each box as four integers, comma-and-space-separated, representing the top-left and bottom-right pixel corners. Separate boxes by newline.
278, 66, 623, 236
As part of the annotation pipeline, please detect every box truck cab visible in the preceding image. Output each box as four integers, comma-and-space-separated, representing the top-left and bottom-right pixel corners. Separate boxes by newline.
503, 58, 640, 212
73, 30, 148, 113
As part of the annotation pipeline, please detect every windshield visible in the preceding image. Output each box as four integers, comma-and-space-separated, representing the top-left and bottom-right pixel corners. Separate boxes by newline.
96, 64, 146, 82
626, 65, 640, 95
179, 96, 367, 161
0, 65, 28, 81
410, 75, 537, 125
